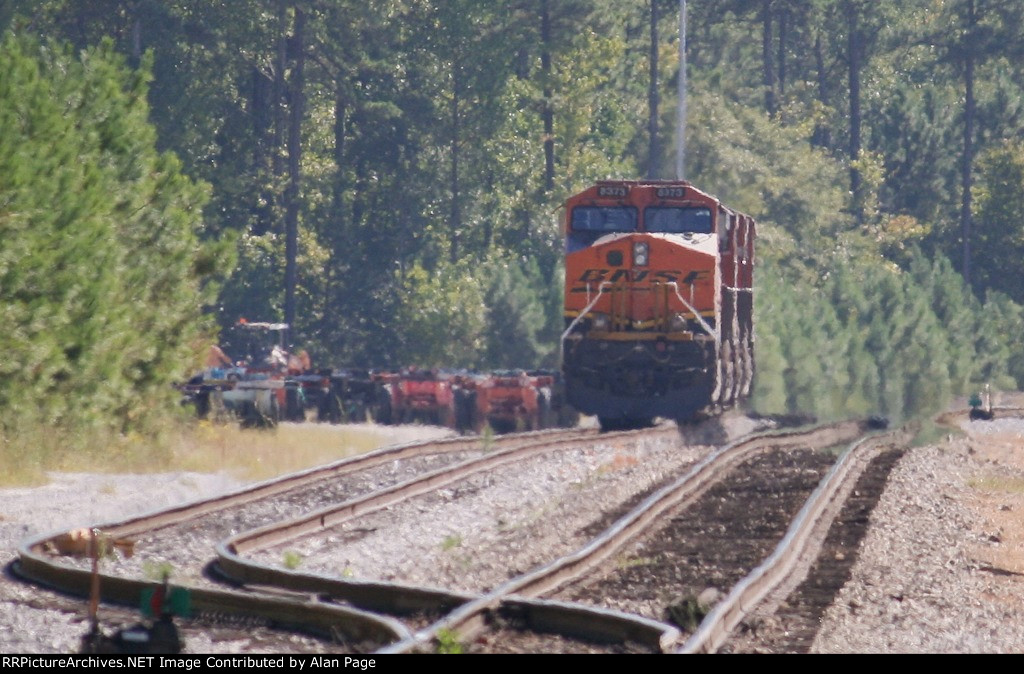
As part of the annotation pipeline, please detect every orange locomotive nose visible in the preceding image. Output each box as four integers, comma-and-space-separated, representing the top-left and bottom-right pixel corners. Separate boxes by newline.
564, 233, 717, 331
560, 180, 755, 430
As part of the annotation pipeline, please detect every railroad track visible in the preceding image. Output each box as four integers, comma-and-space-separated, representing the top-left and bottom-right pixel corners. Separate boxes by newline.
13, 413, 931, 653
13, 427, 593, 649
383, 419, 890, 653
717, 406, 1017, 653
717, 444, 907, 653
15, 421, 705, 650
216, 421, 694, 614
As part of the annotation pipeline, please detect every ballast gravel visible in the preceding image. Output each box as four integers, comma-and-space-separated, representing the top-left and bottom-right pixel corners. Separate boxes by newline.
809, 415, 1024, 653
3, 413, 1024, 654
249, 431, 709, 594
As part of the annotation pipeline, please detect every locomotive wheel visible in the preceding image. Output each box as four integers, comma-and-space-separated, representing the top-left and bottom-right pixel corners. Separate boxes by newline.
742, 333, 755, 398
472, 411, 488, 435
238, 401, 260, 429
492, 418, 516, 434
285, 387, 304, 422
256, 394, 280, 429
349, 400, 368, 423
319, 391, 343, 424
454, 389, 476, 434
557, 403, 580, 429
208, 390, 229, 423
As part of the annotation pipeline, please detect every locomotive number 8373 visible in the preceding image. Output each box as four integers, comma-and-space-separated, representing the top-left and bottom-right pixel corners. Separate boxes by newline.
561, 180, 755, 430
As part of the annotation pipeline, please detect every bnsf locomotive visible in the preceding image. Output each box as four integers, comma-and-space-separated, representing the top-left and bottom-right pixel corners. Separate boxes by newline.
561, 180, 755, 429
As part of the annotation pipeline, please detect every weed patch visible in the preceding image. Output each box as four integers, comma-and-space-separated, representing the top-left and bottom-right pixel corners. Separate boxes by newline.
970, 476, 1024, 495
282, 550, 303, 569
435, 628, 463, 654
142, 560, 175, 582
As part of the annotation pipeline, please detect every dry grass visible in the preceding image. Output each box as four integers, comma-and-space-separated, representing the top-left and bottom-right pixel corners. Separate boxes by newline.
168, 421, 398, 482
0, 418, 406, 486
969, 475, 1024, 495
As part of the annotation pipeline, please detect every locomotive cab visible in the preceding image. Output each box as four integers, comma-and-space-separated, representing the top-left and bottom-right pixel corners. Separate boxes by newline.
561, 180, 754, 429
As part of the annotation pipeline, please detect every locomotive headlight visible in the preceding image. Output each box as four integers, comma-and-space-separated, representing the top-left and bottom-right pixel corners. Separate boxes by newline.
591, 313, 610, 331
669, 313, 689, 332
633, 241, 649, 266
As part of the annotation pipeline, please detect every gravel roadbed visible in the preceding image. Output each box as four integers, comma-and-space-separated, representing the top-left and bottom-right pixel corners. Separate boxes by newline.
4, 415, 1024, 653
809, 418, 1024, 653
250, 432, 709, 593
55, 447, 488, 588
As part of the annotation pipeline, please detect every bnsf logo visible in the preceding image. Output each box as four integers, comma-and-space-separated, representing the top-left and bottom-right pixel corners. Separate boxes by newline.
572, 268, 708, 287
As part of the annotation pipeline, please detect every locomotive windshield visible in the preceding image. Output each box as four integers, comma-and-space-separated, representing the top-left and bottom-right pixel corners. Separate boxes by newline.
570, 206, 637, 232
645, 206, 712, 234
567, 206, 637, 252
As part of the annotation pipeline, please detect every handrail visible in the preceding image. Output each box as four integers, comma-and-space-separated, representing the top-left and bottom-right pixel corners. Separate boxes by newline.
667, 282, 719, 344
560, 281, 611, 361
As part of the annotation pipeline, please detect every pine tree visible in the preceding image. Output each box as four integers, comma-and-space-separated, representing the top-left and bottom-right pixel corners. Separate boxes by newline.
0, 35, 226, 442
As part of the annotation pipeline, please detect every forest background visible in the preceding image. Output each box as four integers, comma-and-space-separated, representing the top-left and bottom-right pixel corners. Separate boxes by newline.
4, 0, 1024, 468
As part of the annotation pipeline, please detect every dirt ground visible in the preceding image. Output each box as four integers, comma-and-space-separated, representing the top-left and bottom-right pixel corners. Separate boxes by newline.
963, 426, 1024, 578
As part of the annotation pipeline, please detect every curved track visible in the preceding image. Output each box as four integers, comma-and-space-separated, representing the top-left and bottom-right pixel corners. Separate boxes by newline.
386, 420, 880, 653
13, 427, 592, 650
12, 413, 940, 654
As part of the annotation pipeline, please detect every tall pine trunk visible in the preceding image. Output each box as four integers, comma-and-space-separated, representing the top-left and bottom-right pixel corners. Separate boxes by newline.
960, 0, 977, 285
647, 0, 660, 178
284, 6, 305, 335
846, 0, 863, 225
541, 0, 554, 191
450, 59, 462, 264
762, 0, 776, 116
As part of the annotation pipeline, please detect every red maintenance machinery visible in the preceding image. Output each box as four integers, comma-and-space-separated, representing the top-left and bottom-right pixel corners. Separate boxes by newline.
443, 369, 577, 434
374, 368, 458, 428
561, 179, 755, 430
469, 370, 541, 433
180, 321, 327, 427
181, 336, 580, 434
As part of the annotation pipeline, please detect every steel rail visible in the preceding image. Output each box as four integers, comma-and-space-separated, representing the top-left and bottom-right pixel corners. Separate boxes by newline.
29, 427, 591, 545
17, 413, 923, 651
484, 596, 684, 650
13, 427, 589, 648
214, 424, 681, 616
380, 419, 869, 653
679, 427, 910, 653
18, 408, 991, 652
12, 548, 411, 647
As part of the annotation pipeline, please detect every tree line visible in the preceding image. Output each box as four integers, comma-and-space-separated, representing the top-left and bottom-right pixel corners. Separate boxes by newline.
4, 0, 1024, 455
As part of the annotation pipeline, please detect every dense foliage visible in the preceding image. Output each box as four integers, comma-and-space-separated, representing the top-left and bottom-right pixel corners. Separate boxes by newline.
0, 34, 228, 455
5, 0, 1024, 442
